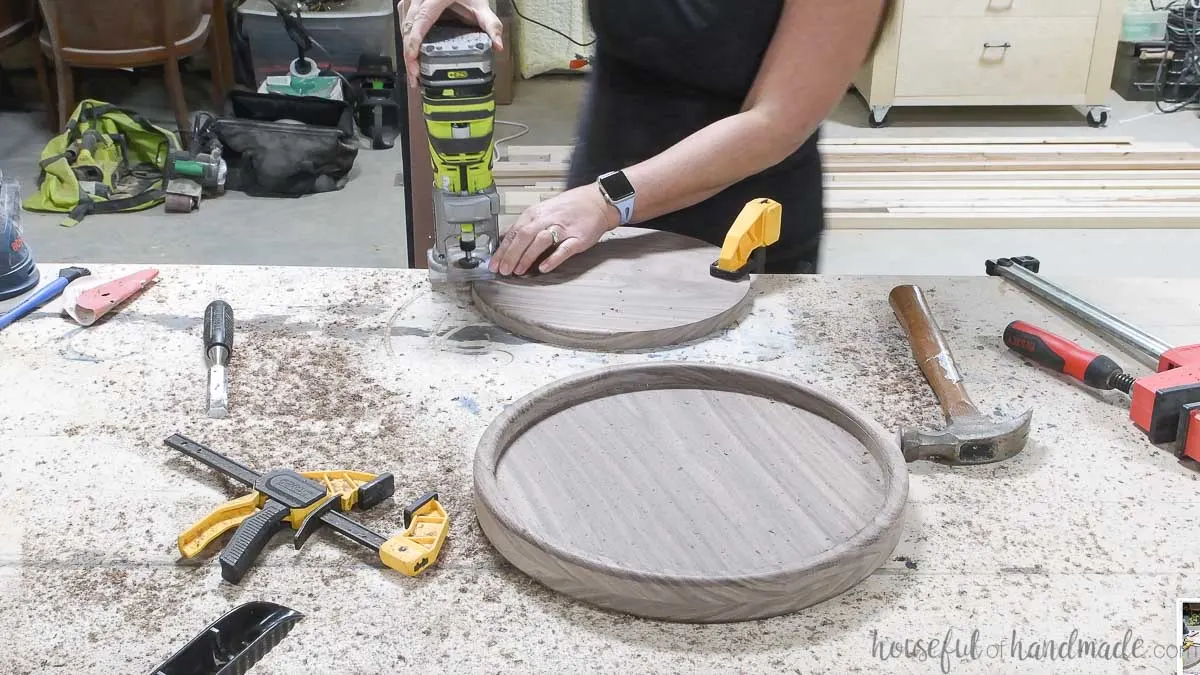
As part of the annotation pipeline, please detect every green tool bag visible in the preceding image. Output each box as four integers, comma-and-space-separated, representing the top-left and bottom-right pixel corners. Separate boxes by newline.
23, 99, 181, 226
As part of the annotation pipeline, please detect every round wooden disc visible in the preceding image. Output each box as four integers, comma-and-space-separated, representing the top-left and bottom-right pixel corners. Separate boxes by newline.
474, 362, 908, 623
471, 228, 753, 351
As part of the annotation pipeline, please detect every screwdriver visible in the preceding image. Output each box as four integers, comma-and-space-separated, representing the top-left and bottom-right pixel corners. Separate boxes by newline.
1003, 320, 1135, 394
204, 300, 234, 418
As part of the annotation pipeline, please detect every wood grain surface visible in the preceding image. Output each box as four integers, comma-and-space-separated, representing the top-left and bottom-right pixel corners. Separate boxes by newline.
471, 228, 752, 351
493, 141, 1200, 232
474, 362, 908, 623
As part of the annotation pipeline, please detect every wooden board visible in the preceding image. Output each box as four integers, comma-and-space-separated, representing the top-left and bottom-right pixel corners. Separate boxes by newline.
473, 362, 909, 623
471, 228, 752, 351
493, 159, 1200, 182
491, 141, 1200, 231
815, 135, 1138, 145
500, 142, 1200, 165
824, 212, 1200, 229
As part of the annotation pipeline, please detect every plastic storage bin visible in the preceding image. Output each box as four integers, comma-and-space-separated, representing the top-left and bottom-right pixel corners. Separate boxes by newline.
237, 0, 397, 84
1121, 10, 1168, 42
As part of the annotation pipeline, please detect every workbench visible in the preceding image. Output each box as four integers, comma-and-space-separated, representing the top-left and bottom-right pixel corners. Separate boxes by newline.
1, 264, 1196, 674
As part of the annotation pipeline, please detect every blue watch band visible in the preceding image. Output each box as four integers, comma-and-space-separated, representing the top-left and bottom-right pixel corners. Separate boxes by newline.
614, 195, 635, 226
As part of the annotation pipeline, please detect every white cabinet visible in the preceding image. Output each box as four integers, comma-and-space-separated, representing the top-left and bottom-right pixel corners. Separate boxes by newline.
854, 0, 1125, 127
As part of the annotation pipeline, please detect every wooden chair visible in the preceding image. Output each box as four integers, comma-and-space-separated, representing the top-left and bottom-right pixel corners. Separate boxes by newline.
0, 0, 54, 128
205, 0, 235, 100
36, 0, 229, 136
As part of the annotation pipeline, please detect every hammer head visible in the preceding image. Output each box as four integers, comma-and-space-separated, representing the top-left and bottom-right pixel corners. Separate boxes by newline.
901, 410, 1033, 465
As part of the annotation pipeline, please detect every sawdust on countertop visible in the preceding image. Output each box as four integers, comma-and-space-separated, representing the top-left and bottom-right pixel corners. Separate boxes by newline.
790, 286, 945, 435
49, 301, 495, 568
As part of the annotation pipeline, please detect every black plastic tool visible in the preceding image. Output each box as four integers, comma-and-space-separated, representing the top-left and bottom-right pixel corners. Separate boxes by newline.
148, 601, 303, 675
349, 54, 403, 150
710, 248, 766, 281
204, 300, 234, 359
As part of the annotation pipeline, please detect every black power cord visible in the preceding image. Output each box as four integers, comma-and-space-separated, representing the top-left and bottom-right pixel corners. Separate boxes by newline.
1151, 0, 1200, 112
509, 0, 596, 47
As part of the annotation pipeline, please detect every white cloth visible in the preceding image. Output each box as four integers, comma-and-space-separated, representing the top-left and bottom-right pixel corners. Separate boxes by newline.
514, 0, 594, 78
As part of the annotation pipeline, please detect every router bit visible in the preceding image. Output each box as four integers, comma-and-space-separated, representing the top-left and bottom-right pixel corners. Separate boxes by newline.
204, 300, 234, 418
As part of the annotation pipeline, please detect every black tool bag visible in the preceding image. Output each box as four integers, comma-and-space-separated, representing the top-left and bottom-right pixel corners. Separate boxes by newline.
211, 90, 359, 197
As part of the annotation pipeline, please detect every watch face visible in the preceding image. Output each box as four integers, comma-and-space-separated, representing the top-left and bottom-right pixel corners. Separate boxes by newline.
600, 171, 635, 201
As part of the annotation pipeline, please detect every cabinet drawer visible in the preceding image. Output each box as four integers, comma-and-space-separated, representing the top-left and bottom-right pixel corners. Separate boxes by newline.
894, 18, 1097, 99
904, 0, 1103, 18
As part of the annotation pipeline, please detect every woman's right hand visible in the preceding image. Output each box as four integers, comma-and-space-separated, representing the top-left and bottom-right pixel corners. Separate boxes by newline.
398, 0, 504, 89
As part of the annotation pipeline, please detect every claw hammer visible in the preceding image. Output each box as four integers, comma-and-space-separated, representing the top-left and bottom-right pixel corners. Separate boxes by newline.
889, 285, 1033, 465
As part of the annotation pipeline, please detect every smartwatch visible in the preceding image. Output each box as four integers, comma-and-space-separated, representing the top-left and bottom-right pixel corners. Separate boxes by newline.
597, 170, 636, 226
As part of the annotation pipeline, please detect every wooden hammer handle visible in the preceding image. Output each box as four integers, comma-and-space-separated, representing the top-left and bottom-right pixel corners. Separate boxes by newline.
889, 285, 980, 420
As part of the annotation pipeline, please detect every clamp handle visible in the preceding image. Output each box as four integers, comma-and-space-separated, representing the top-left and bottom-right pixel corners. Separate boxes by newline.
1004, 320, 1133, 393
177, 493, 260, 558
220, 499, 289, 584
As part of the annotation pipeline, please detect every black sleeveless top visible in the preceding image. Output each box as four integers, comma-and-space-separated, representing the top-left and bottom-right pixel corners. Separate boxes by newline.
566, 0, 825, 273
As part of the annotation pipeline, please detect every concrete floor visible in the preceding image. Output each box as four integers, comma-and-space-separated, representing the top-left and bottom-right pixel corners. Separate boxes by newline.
0, 69, 409, 269
2, 69, 1200, 275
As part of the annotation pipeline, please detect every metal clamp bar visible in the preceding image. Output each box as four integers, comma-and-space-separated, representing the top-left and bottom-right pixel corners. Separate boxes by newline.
990, 260, 1172, 365
983, 42, 1013, 49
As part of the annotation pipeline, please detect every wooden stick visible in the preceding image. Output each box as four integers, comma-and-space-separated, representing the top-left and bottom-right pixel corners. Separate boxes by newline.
825, 169, 1200, 185
825, 189, 1200, 204
503, 137, 1149, 158
498, 208, 1200, 230
827, 180, 1200, 191
826, 212, 1200, 230
882, 205, 1200, 214
816, 136, 1140, 146
501, 187, 1200, 205
494, 158, 1200, 179
497, 174, 1200, 189
501, 140, 1193, 163
814, 160, 1200, 172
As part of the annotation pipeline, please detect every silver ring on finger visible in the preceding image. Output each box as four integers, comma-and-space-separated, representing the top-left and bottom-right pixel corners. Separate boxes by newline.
402, 20, 414, 34
548, 225, 561, 246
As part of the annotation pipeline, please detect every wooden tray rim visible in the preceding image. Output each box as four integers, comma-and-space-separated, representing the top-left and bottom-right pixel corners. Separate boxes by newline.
474, 361, 910, 586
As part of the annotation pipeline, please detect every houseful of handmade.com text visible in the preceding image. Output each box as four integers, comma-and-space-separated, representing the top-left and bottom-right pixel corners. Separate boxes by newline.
869, 628, 1178, 673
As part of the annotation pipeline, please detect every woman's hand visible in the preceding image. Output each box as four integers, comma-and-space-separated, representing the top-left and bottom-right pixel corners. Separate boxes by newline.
490, 185, 620, 276
398, 0, 503, 89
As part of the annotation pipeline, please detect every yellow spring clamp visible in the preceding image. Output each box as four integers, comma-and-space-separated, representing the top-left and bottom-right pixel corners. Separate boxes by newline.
710, 198, 782, 280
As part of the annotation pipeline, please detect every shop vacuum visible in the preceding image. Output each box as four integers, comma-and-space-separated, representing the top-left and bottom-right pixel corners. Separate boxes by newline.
0, 176, 39, 301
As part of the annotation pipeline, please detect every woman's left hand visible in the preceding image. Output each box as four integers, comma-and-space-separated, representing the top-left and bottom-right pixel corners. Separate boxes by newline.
490, 185, 620, 276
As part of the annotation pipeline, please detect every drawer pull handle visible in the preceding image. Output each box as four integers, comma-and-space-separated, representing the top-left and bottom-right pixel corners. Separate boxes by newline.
986, 0, 1016, 10
983, 42, 1013, 50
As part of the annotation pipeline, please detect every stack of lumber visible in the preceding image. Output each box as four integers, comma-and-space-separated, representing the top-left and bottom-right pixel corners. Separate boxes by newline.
493, 137, 1200, 229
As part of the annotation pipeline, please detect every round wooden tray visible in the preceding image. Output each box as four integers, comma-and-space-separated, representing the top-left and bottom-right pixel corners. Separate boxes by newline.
474, 362, 908, 623
471, 228, 752, 351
